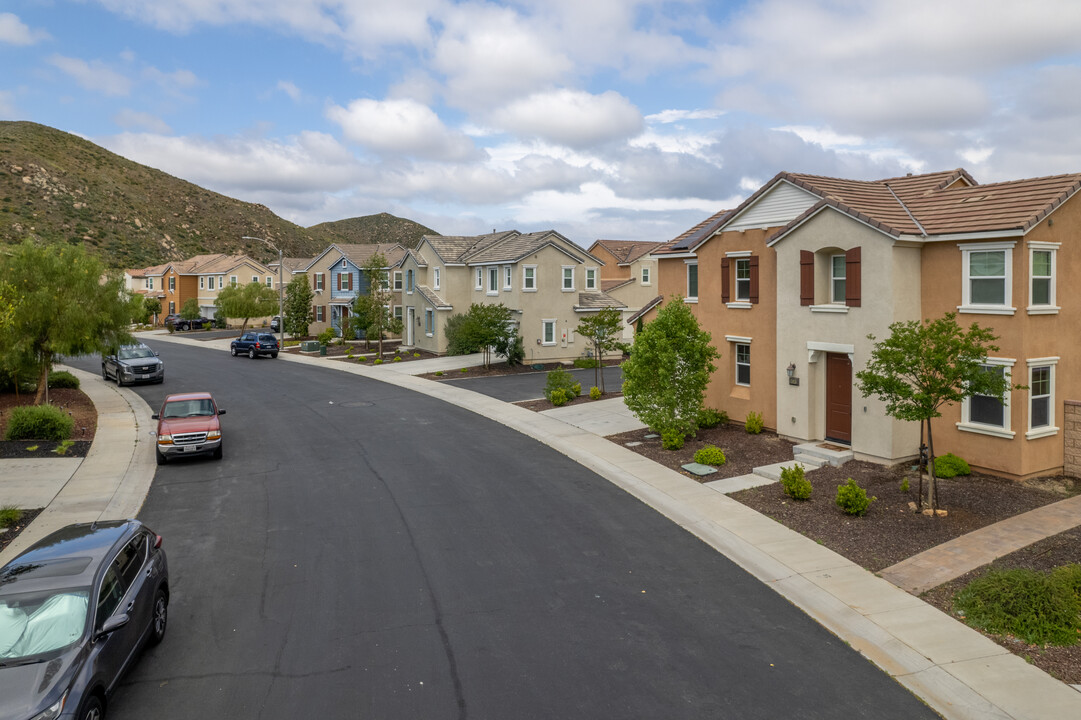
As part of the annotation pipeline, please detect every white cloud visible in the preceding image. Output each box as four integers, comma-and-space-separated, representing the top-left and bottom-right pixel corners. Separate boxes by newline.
143, 66, 200, 91
277, 80, 302, 102
646, 109, 726, 124
490, 90, 643, 149
326, 98, 479, 162
775, 126, 865, 150
0, 91, 16, 119
47, 55, 132, 97
113, 109, 172, 134
0, 13, 49, 46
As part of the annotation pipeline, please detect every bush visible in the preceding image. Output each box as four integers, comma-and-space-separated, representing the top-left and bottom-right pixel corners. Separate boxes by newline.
435, 371, 444, 377
392, 356, 402, 362
550, 388, 569, 407
696, 407, 728, 429
48, 371, 80, 389
373, 358, 383, 365
0, 505, 22, 529
836, 478, 876, 516
5, 405, 74, 441
661, 428, 685, 450
933, 453, 971, 478
589, 386, 602, 400
900, 478, 910, 493
694, 445, 726, 466
317, 329, 335, 346
953, 565, 1081, 646
414, 353, 421, 359
544, 367, 580, 402
574, 357, 600, 369
780, 464, 812, 500
745, 411, 764, 434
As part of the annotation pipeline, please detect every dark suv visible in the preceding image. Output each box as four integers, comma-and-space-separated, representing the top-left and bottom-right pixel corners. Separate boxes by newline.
230, 332, 279, 359
164, 314, 203, 331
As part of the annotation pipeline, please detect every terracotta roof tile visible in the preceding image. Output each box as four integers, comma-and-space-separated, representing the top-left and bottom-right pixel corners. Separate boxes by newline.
591, 239, 666, 264
575, 291, 625, 310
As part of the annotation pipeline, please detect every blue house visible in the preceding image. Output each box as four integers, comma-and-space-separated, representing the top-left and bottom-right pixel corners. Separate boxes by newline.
304, 243, 408, 337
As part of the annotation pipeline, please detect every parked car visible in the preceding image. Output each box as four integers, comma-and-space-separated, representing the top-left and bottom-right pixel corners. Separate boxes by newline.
0, 520, 169, 720
230, 332, 279, 359
270, 316, 281, 332
101, 343, 164, 386
152, 392, 225, 465
163, 315, 203, 331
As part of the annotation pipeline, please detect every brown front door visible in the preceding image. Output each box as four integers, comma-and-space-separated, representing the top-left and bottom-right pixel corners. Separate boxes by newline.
826, 353, 852, 444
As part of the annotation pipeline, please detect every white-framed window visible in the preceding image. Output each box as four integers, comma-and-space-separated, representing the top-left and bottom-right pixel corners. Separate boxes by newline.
735, 258, 751, 301
314, 273, 324, 291
1028, 243, 1058, 313
251, 275, 258, 284
208, 276, 215, 291
315, 305, 324, 322
199, 276, 205, 290
959, 242, 1015, 315
585, 267, 597, 290
266, 276, 273, 288
523, 265, 537, 291
168, 301, 175, 314
169, 276, 175, 292
735, 343, 750, 386
1026, 358, 1059, 439
394, 306, 403, 323
146, 277, 154, 290
958, 357, 1015, 439
542, 319, 556, 345
686, 261, 698, 301
434, 267, 441, 290
641, 266, 650, 285
503, 265, 512, 290
425, 308, 434, 336
393, 270, 403, 291
562, 266, 575, 291
830, 255, 846, 303
218, 275, 225, 289
488, 266, 499, 295
230, 275, 238, 287
475, 268, 483, 290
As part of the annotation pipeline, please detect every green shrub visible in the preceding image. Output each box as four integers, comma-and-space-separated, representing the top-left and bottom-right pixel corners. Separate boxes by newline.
317, 329, 335, 346
460, 367, 468, 373
953, 565, 1081, 646
53, 440, 75, 455
0, 505, 22, 529
661, 428, 685, 450
932, 453, 971, 478
48, 371, 80, 389
373, 358, 383, 365
745, 411, 764, 434
694, 445, 726, 466
780, 465, 812, 500
4, 405, 74, 441
900, 478, 910, 493
836, 478, 876, 516
435, 371, 444, 377
392, 356, 402, 362
589, 386, 602, 400
550, 388, 569, 407
696, 407, 728, 429
414, 353, 421, 358
574, 357, 600, 369
544, 368, 580, 402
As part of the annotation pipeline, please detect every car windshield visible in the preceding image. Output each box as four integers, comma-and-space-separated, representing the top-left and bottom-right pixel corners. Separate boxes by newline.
118, 346, 154, 360
0, 589, 89, 661
162, 399, 215, 418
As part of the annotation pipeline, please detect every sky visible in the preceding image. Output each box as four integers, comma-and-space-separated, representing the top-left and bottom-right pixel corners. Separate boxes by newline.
3, 1, 1081, 247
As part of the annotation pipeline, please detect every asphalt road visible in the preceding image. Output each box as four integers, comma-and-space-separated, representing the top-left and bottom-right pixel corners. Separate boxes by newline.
441, 365, 624, 402
68, 344, 937, 719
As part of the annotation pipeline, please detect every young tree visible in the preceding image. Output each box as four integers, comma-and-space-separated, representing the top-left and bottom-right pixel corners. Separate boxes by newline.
576, 307, 624, 393
180, 298, 201, 321
855, 313, 1018, 510
214, 281, 278, 330
144, 297, 162, 326
351, 252, 403, 358
443, 303, 516, 369
284, 274, 314, 338
0, 240, 133, 404
621, 296, 719, 442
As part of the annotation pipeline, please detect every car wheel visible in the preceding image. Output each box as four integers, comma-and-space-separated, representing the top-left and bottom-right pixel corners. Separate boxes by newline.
248, 348, 256, 359
116, 372, 124, 388
102, 366, 109, 381
156, 448, 167, 466
271, 352, 278, 359
149, 589, 168, 645
78, 695, 104, 720
213, 442, 223, 460
230, 346, 238, 357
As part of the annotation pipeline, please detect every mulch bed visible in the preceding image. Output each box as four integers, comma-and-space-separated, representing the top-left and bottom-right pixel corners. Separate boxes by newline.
0, 387, 97, 458
0, 508, 44, 555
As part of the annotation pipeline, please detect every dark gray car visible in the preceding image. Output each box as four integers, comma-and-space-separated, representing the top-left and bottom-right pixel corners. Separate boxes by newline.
0, 521, 169, 720
101, 344, 164, 386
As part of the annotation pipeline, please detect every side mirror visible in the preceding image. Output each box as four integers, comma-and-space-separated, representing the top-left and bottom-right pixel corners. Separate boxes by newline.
154, 351, 160, 356
151, 414, 159, 420
97, 613, 130, 639
217, 409, 226, 415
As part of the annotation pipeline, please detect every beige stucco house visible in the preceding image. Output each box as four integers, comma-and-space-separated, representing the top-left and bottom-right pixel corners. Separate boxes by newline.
398, 230, 619, 362
134, 254, 276, 323
587, 240, 663, 340
303, 243, 408, 337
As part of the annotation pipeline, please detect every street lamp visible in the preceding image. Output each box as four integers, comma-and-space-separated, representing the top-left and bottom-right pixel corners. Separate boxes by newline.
242, 236, 283, 347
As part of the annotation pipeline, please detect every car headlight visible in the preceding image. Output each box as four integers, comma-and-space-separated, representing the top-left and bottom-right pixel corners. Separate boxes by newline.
157, 434, 173, 445
207, 430, 221, 440
31, 691, 67, 720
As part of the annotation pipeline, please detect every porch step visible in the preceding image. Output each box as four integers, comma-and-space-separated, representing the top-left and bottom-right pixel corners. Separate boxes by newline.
793, 441, 854, 467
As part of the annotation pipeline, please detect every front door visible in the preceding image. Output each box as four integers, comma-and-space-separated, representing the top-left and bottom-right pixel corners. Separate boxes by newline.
825, 353, 852, 444
406, 307, 415, 346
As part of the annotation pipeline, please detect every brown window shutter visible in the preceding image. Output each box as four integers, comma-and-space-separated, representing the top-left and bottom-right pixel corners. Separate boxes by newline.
749, 255, 759, 304
720, 257, 730, 303
800, 250, 814, 306
845, 246, 861, 307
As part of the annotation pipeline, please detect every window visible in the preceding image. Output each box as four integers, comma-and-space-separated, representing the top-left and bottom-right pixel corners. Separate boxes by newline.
504, 266, 512, 290
434, 267, 441, 290
1027, 358, 1059, 439
1029, 244, 1058, 312
339, 272, 351, 291
641, 266, 650, 285
147, 277, 154, 290
475, 268, 483, 290
393, 271, 403, 291
252, 275, 258, 284
830, 255, 846, 303
266, 276, 273, 288
735, 343, 750, 386
488, 267, 499, 295
406, 269, 414, 293
230, 275, 238, 287
562, 266, 574, 291
425, 308, 434, 336
585, 267, 597, 290
315, 273, 324, 291
735, 259, 751, 301
199, 276, 205, 290
97, 566, 124, 626
960, 242, 1014, 314
341, 259, 347, 269
218, 276, 224, 289
686, 262, 698, 301
169, 276, 175, 292
542, 319, 556, 345
168, 301, 175, 314
315, 305, 324, 322
208, 276, 215, 291
523, 266, 536, 291
394, 306, 403, 322
959, 358, 1015, 438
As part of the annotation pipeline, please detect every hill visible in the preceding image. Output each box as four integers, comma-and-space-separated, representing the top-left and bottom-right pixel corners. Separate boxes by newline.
0, 121, 435, 268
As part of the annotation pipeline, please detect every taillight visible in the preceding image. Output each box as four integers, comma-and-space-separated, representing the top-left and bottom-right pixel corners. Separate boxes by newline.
154, 535, 163, 549
255, 343, 262, 348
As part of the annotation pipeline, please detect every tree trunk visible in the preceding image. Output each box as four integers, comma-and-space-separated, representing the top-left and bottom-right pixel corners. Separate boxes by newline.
926, 419, 938, 511
594, 340, 601, 393
34, 358, 49, 405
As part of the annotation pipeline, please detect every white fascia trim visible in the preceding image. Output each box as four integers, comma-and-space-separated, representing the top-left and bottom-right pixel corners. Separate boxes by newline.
684, 258, 698, 265
725, 250, 752, 258
919, 230, 1023, 243
957, 240, 1017, 252
1027, 356, 1060, 366
767, 204, 899, 247
725, 335, 752, 343
1027, 241, 1062, 250
807, 341, 855, 354
650, 252, 696, 259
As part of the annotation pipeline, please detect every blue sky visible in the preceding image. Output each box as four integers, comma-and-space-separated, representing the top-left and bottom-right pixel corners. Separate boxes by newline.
3, 1, 1081, 246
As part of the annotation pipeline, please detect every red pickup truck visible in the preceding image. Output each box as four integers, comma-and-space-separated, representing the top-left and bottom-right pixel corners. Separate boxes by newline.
152, 392, 226, 465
